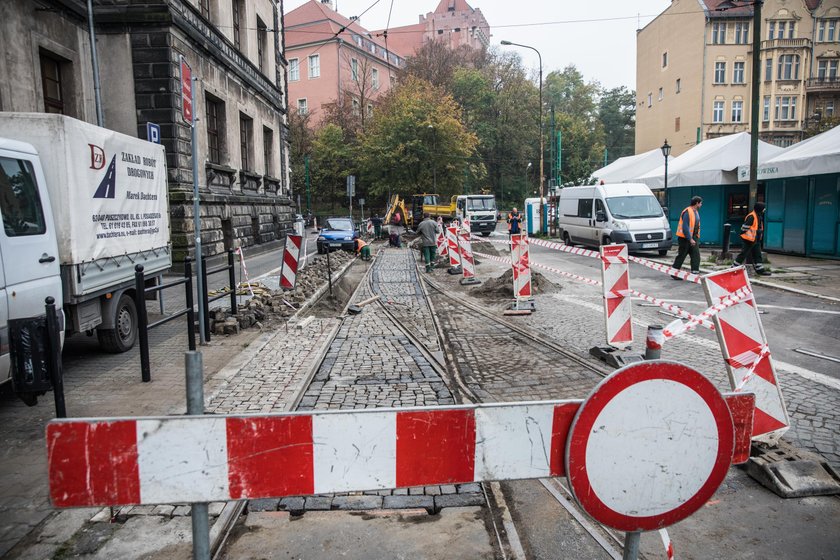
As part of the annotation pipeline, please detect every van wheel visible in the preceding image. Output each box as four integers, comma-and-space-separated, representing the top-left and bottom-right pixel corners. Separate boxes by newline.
603, 236, 612, 246
97, 294, 138, 353
481, 232, 491, 237
563, 232, 573, 246
658, 249, 668, 256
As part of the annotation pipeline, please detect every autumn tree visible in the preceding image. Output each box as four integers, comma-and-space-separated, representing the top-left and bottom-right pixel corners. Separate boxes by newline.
310, 123, 355, 211
598, 86, 636, 164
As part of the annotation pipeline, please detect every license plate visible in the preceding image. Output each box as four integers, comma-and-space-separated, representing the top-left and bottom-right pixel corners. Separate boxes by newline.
641, 243, 658, 249
330, 243, 342, 247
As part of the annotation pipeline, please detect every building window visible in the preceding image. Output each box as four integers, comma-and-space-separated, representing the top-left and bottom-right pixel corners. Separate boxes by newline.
777, 54, 799, 80
308, 54, 320, 78
257, 18, 267, 73
817, 59, 839, 79
647, 93, 652, 107
675, 78, 681, 93
263, 127, 273, 176
372, 68, 379, 89
675, 116, 680, 132
232, 0, 242, 50
289, 59, 299, 81
787, 22, 795, 39
206, 95, 224, 164
662, 52, 668, 68
239, 113, 253, 171
199, 0, 210, 19
767, 21, 775, 40
764, 58, 772, 81
734, 22, 749, 44
827, 100, 835, 118
731, 100, 743, 122
763, 96, 770, 121
818, 19, 838, 42
733, 61, 745, 84
297, 98, 307, 115
774, 96, 797, 121
352, 98, 360, 116
714, 62, 726, 84
713, 100, 724, 123
39, 51, 65, 114
712, 22, 726, 44
351, 58, 359, 82
366, 103, 373, 117
658, 87, 663, 101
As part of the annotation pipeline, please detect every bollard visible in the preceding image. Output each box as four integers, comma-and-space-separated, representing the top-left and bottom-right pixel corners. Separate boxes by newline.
184, 257, 197, 352
623, 531, 641, 560
722, 223, 731, 258
44, 297, 66, 418
644, 324, 664, 360
135, 265, 151, 382
185, 351, 210, 560
200, 255, 211, 342
227, 249, 237, 315
326, 248, 333, 297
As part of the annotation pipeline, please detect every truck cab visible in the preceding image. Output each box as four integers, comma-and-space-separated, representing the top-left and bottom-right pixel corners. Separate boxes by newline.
456, 195, 497, 236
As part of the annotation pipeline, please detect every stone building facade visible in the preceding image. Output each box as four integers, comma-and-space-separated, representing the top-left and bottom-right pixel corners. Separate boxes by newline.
0, 0, 293, 263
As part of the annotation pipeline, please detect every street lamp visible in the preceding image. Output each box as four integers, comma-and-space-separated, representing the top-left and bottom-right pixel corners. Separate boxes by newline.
661, 139, 671, 192
524, 161, 532, 203
501, 40, 544, 234
428, 124, 437, 193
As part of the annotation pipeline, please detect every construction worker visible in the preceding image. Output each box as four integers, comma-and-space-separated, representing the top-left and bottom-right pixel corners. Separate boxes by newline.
355, 237, 371, 261
417, 212, 439, 272
508, 207, 522, 235
671, 196, 702, 280
735, 201, 771, 276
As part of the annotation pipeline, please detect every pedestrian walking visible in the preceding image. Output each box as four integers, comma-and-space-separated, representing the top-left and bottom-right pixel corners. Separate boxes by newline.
371, 214, 383, 239
735, 201, 771, 276
417, 212, 439, 272
508, 207, 522, 236
671, 196, 703, 280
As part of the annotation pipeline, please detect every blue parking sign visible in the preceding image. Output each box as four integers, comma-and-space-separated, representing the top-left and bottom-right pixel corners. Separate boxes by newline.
146, 122, 161, 144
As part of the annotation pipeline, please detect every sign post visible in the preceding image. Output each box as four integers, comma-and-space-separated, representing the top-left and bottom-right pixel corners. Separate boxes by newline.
181, 55, 205, 344
346, 175, 355, 221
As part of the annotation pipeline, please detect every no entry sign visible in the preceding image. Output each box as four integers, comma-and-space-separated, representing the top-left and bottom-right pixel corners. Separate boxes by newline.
566, 361, 736, 532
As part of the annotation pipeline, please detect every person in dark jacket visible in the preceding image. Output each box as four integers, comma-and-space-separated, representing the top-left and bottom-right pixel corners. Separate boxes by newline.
671, 196, 702, 280
735, 201, 771, 276
507, 208, 522, 235
417, 213, 439, 272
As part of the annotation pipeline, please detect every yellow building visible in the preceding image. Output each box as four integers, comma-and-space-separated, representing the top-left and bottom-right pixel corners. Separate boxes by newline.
637, 0, 840, 157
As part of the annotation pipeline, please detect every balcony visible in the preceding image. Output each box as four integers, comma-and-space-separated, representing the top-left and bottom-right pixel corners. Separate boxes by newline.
807, 77, 840, 91
761, 38, 811, 50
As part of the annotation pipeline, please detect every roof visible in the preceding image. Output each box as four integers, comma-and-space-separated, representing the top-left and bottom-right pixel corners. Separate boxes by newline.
636, 132, 784, 188
285, 0, 391, 53
750, 125, 840, 180
433, 0, 475, 15
592, 148, 665, 184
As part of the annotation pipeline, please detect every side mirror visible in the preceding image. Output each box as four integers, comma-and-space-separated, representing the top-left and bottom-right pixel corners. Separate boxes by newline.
595, 211, 607, 223
662, 206, 669, 215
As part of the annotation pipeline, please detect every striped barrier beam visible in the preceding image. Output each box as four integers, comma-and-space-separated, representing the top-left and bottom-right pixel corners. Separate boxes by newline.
702, 268, 790, 444
600, 244, 633, 348
436, 230, 449, 259
280, 234, 302, 290
511, 234, 533, 300
46, 392, 755, 509
458, 230, 478, 281
446, 226, 461, 269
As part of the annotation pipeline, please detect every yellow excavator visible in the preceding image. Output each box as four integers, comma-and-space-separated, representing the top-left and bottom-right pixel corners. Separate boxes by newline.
384, 194, 412, 228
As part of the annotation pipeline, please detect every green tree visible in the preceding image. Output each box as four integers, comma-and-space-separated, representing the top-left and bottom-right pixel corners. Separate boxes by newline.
598, 86, 636, 165
358, 76, 478, 199
288, 107, 314, 208
310, 123, 355, 211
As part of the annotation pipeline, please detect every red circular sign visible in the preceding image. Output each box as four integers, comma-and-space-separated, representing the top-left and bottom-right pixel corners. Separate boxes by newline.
565, 361, 734, 532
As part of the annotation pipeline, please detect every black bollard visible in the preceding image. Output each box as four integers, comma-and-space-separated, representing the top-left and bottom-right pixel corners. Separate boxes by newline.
228, 249, 237, 315
722, 223, 732, 259
135, 265, 151, 382
184, 257, 196, 352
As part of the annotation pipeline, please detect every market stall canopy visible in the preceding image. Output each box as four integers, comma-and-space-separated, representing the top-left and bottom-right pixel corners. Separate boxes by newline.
738, 125, 840, 181
591, 148, 664, 184
637, 132, 783, 189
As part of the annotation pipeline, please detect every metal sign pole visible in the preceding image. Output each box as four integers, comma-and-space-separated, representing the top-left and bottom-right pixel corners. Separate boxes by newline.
185, 351, 210, 560
623, 532, 640, 560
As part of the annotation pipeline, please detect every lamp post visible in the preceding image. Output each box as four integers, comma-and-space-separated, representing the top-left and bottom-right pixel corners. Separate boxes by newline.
501, 40, 544, 234
524, 161, 532, 204
661, 139, 671, 192
428, 124, 437, 193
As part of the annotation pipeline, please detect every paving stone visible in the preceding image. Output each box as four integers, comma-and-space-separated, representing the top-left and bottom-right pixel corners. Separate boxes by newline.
304, 496, 333, 510
440, 485, 458, 495
172, 506, 191, 516
332, 495, 383, 510
434, 493, 486, 509
151, 505, 175, 516
248, 498, 280, 512
383, 495, 435, 510
457, 483, 482, 494
279, 497, 305, 512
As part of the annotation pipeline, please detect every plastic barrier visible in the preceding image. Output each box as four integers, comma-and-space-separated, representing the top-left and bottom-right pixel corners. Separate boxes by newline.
280, 234, 302, 290
446, 226, 461, 270
510, 234, 534, 311
458, 229, 480, 285
600, 244, 633, 348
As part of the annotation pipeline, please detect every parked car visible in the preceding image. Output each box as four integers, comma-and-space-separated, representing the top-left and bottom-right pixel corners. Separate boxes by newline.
316, 217, 358, 253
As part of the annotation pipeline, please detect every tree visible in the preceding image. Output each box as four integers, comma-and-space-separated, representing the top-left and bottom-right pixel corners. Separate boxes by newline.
358, 76, 478, 200
803, 116, 840, 139
324, 53, 382, 138
598, 86, 636, 164
310, 123, 355, 211
288, 107, 314, 209
401, 40, 481, 90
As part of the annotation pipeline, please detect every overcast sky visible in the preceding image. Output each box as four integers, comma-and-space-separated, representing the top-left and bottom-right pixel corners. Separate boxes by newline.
283, 0, 673, 90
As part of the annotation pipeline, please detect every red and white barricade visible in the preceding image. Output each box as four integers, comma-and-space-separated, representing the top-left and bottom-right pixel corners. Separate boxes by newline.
702, 268, 790, 444
280, 234, 302, 290
235, 247, 255, 297
458, 229, 480, 284
510, 234, 534, 310
366, 219, 374, 236
437, 230, 448, 259
446, 226, 461, 269
599, 244, 632, 348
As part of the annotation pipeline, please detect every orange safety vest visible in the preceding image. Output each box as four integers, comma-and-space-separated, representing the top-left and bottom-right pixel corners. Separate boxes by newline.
355, 238, 367, 252
508, 212, 521, 232
740, 210, 761, 243
676, 206, 700, 239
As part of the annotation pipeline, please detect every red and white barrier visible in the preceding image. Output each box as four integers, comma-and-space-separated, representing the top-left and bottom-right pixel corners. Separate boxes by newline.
511, 234, 532, 300
446, 226, 461, 269
702, 268, 790, 444
366, 220, 374, 236
46, 374, 755, 508
458, 229, 479, 283
280, 234, 302, 290
437, 231, 449, 259
600, 244, 632, 348
235, 247, 255, 297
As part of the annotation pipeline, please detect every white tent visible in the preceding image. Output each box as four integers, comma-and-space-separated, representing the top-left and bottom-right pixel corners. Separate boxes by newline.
592, 148, 664, 183
636, 132, 784, 189
738, 124, 840, 181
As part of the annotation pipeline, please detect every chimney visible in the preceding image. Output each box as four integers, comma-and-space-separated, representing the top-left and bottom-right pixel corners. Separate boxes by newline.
321, 0, 333, 9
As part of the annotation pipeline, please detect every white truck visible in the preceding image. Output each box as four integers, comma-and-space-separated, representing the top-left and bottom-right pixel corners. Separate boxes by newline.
0, 113, 171, 384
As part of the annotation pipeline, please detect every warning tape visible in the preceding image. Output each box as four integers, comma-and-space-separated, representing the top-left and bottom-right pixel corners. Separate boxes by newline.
732, 344, 771, 392
235, 247, 255, 297
659, 529, 675, 560
472, 235, 702, 283
662, 286, 753, 341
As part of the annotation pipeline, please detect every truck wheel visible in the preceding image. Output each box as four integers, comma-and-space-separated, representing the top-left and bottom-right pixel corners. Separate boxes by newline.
97, 294, 138, 353
563, 232, 573, 246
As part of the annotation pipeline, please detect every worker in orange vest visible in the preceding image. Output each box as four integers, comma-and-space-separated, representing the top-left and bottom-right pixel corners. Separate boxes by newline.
355, 237, 371, 261
735, 201, 771, 276
508, 207, 522, 235
671, 196, 703, 280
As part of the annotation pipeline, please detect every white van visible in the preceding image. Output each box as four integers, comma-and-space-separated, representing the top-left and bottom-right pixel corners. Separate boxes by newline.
557, 183, 672, 255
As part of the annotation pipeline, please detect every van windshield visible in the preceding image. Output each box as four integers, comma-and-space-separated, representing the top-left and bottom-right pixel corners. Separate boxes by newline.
605, 196, 663, 219
466, 197, 496, 211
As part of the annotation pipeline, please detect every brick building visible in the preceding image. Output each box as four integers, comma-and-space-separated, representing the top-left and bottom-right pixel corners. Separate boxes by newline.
0, 0, 294, 262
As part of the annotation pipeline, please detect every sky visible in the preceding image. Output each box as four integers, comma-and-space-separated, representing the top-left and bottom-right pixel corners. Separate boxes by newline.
283, 0, 673, 90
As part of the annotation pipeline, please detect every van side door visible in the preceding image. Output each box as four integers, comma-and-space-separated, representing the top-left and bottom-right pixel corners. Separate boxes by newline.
0, 245, 8, 382
0, 152, 62, 328
577, 197, 594, 244
594, 198, 608, 244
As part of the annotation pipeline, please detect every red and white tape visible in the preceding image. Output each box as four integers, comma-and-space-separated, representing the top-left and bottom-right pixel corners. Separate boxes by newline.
732, 344, 771, 392
235, 247, 255, 297
662, 286, 753, 340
